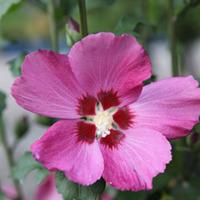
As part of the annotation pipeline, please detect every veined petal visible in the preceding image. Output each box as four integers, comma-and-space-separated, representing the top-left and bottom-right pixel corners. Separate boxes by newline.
131, 76, 200, 139
12, 50, 84, 119
31, 120, 104, 185
100, 128, 171, 191
68, 32, 151, 106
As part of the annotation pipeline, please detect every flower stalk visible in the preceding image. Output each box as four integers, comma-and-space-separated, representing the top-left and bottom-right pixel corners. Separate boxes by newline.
169, 0, 181, 76
47, 0, 59, 51
0, 116, 23, 200
78, 0, 88, 37
96, 194, 100, 200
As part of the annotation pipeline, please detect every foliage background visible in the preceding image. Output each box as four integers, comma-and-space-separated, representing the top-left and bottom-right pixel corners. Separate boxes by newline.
0, 0, 200, 200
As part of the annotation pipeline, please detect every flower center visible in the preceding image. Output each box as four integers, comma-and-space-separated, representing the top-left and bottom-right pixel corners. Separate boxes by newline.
94, 103, 117, 138
84, 103, 117, 138
77, 93, 133, 146
94, 109, 113, 138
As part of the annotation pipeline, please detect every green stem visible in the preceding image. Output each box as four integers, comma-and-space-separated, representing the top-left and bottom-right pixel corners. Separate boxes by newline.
0, 179, 3, 193
78, 0, 88, 37
95, 195, 101, 200
169, 0, 181, 76
170, 0, 200, 76
47, 0, 59, 51
171, 30, 180, 76
0, 116, 23, 200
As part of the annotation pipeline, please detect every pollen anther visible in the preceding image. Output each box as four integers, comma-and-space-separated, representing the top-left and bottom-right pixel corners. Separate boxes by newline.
86, 103, 117, 138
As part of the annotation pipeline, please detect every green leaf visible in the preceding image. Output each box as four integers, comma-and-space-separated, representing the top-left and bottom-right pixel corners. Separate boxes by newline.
114, 15, 138, 35
194, 123, 200, 133
0, 0, 22, 20
56, 172, 106, 200
12, 152, 41, 180
14, 116, 29, 139
143, 75, 156, 85
153, 172, 171, 191
56, 172, 78, 200
0, 91, 6, 114
116, 191, 147, 200
9, 52, 26, 77
0, 91, 6, 143
36, 115, 57, 126
160, 193, 174, 200
12, 152, 49, 184
35, 167, 49, 184
132, 21, 155, 41
114, 16, 155, 43
0, 192, 4, 200
172, 183, 200, 200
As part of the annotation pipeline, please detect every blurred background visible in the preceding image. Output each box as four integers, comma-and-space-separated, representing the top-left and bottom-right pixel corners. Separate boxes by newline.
0, 0, 200, 200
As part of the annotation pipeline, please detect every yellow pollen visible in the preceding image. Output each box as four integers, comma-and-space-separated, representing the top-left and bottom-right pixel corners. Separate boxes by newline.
93, 104, 117, 138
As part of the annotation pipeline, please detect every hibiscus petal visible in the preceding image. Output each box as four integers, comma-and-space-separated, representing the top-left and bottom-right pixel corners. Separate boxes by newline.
100, 128, 171, 191
31, 120, 104, 185
12, 50, 84, 119
68, 32, 151, 106
131, 76, 200, 139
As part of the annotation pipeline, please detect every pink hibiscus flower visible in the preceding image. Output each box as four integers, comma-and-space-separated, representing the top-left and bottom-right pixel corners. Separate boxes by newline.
12, 32, 200, 191
101, 192, 113, 200
1, 184, 18, 200
36, 174, 62, 200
